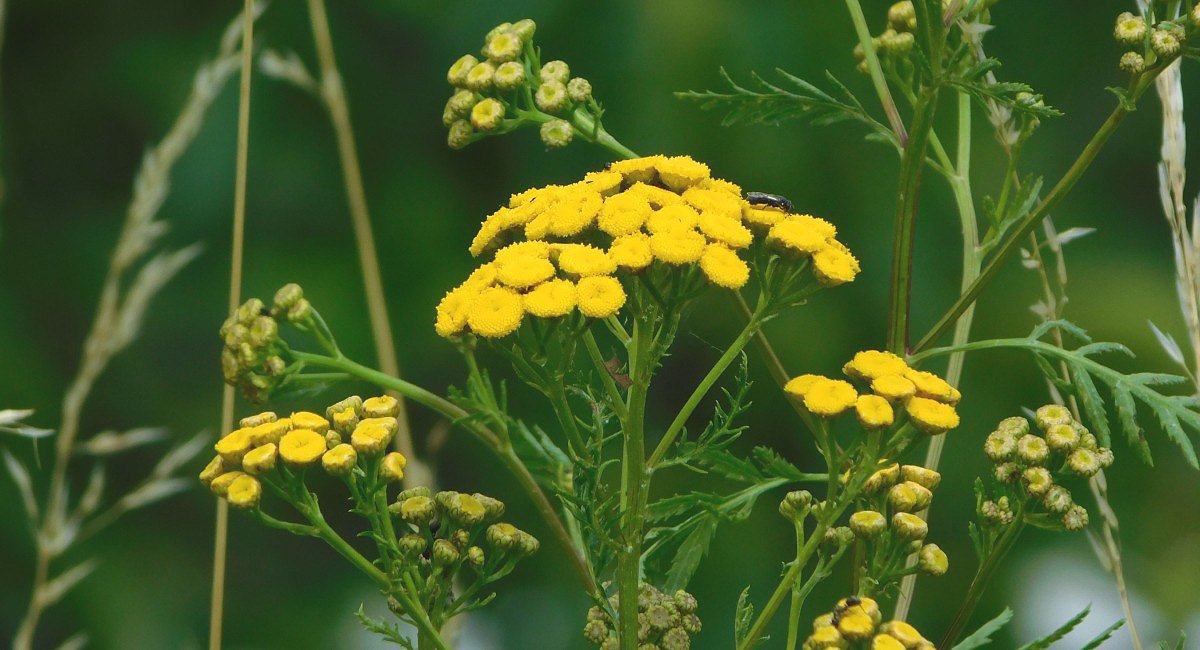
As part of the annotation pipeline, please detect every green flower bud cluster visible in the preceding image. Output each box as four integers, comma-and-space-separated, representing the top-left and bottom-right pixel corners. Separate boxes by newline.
854, 0, 995, 73
803, 596, 936, 649
980, 406, 1112, 532
443, 19, 603, 150
219, 296, 292, 402
1113, 10, 1196, 74
844, 461, 947, 580
586, 583, 701, 650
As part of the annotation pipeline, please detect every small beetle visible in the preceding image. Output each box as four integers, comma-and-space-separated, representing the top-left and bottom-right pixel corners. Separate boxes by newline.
744, 191, 794, 213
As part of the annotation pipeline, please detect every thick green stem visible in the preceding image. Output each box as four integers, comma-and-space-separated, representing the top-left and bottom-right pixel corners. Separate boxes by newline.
940, 519, 1025, 648
617, 319, 652, 649
784, 522, 807, 650
887, 91, 938, 354
648, 309, 763, 467
913, 73, 1161, 353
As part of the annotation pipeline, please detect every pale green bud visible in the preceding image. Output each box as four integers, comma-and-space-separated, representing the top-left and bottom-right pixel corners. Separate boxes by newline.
1063, 504, 1089, 531
483, 30, 522, 62
682, 613, 701, 634
900, 465, 941, 491
446, 89, 479, 117
471, 493, 505, 520
1035, 404, 1072, 431
466, 545, 485, 570
511, 19, 537, 43
493, 61, 526, 92
1043, 485, 1073, 513
447, 119, 473, 150
888, 481, 933, 513
272, 283, 304, 313
465, 61, 496, 92
981, 499, 1013, 525
997, 416, 1030, 436
918, 543, 948, 576
823, 525, 854, 549
286, 297, 312, 323
540, 119, 573, 148
779, 490, 813, 521
485, 22, 513, 43
535, 80, 569, 113
888, 1, 917, 31
432, 538, 460, 567
567, 77, 593, 103
1152, 29, 1181, 57
399, 533, 427, 558
584, 619, 610, 644
399, 495, 438, 525
540, 59, 570, 84
1023, 466, 1053, 496
849, 510, 887, 539
1016, 434, 1050, 465
1114, 12, 1147, 45
879, 29, 914, 55
661, 628, 690, 650
645, 603, 679, 631
236, 298, 265, 324
983, 430, 1017, 461
1045, 423, 1080, 453
470, 97, 506, 131
1067, 447, 1101, 476
674, 589, 698, 614
447, 54, 479, 87
891, 512, 928, 540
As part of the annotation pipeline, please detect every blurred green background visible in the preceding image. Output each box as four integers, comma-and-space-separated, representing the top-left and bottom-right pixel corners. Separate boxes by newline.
2, 1, 1198, 648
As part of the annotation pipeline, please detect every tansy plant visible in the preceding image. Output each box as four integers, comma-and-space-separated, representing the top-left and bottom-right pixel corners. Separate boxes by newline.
206, 6, 1200, 650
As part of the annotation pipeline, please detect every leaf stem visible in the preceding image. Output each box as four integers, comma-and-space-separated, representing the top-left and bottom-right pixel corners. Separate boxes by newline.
940, 517, 1025, 648
843, 0, 908, 145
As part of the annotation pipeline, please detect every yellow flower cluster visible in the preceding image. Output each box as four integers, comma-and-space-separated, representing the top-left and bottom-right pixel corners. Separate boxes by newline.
785, 350, 961, 434
803, 597, 935, 649
437, 155, 859, 338
200, 395, 408, 508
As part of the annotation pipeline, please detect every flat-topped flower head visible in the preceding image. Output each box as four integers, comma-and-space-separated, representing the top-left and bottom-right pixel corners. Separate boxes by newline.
803, 377, 859, 417
906, 397, 960, 434
843, 350, 909, 380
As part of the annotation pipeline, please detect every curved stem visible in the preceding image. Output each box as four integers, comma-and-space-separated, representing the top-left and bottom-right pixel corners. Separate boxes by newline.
844, 0, 907, 145
913, 72, 1162, 353
648, 308, 763, 468
940, 519, 1025, 648
737, 521, 830, 650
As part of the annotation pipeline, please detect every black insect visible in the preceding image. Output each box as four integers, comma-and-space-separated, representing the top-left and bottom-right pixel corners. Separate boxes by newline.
744, 191, 794, 213
829, 596, 861, 627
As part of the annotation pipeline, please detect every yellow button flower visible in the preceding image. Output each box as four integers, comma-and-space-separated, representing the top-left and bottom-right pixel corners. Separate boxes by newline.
892, 512, 929, 540
862, 462, 900, 495
199, 456, 225, 486
697, 210, 753, 248
905, 397, 960, 434
554, 243, 616, 276
321, 443, 358, 476
582, 169, 623, 196
880, 621, 927, 647
743, 206, 785, 228
608, 233, 654, 271
918, 543, 948, 576
900, 465, 941, 491
656, 154, 711, 191
838, 612, 876, 640
248, 419, 290, 446
523, 278, 577, 317
381, 451, 408, 483
577, 275, 627, 318
609, 155, 666, 183
209, 470, 245, 497
597, 192, 650, 236
242, 443, 278, 475
239, 411, 277, 428
467, 286, 525, 337
871, 374, 917, 401
813, 240, 861, 285
784, 373, 823, 398
683, 186, 743, 220
768, 215, 836, 254
699, 244, 750, 289
435, 284, 481, 337
855, 394, 895, 428
214, 428, 254, 464
649, 228, 706, 264
803, 378, 858, 417
494, 240, 551, 263
278, 429, 327, 466
352, 417, 398, 455
808, 625, 844, 647
904, 368, 961, 404
626, 181, 684, 208
645, 203, 699, 234
226, 474, 262, 510
362, 396, 400, 419
496, 254, 556, 289
843, 350, 909, 380
291, 411, 330, 435
547, 193, 601, 237
872, 634, 906, 650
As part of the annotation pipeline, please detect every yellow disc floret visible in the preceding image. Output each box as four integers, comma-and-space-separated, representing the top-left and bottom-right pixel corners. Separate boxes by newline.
843, 350, 909, 380
906, 397, 960, 435
699, 244, 750, 289
803, 378, 859, 417
523, 278, 577, 317
278, 428, 327, 466
577, 275, 626, 318
467, 286, 525, 338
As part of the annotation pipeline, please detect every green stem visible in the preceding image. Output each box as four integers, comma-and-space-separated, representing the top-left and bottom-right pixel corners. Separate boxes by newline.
583, 328, 628, 419
647, 308, 763, 468
292, 349, 598, 595
844, 0, 907, 145
913, 72, 1161, 353
738, 521, 831, 650
569, 107, 639, 159
887, 90, 938, 354
785, 522, 807, 650
617, 318, 652, 649
940, 518, 1026, 648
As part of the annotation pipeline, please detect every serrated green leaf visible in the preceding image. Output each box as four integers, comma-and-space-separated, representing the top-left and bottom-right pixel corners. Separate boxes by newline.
1069, 361, 1112, 448
665, 516, 719, 592
951, 607, 1014, 650
735, 586, 755, 645
1079, 618, 1126, 650
1016, 605, 1090, 649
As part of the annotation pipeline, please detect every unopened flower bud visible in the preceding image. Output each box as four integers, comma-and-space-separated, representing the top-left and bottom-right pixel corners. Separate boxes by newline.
447, 119, 474, 149
823, 526, 854, 550
443, 492, 488, 526
918, 543, 948, 576
286, 298, 312, 323
981, 499, 1013, 525
567, 77, 592, 103
892, 512, 928, 540
900, 465, 941, 491
487, 522, 520, 550
1035, 404, 1072, 431
226, 474, 262, 510
1114, 12, 1148, 44
471, 97, 506, 131
682, 613, 701, 634
540, 60, 570, 84
511, 18, 537, 43
1067, 447, 1101, 476
674, 589, 698, 614
1023, 467, 1053, 496
1016, 434, 1050, 465
465, 61, 496, 92
242, 443, 278, 475
584, 620, 609, 643
215, 428, 254, 464
879, 29, 914, 55
1096, 447, 1114, 468
472, 493, 505, 520
863, 462, 901, 495
432, 538, 460, 567
540, 119, 573, 148
646, 603, 678, 631
983, 430, 1017, 461
994, 462, 1020, 484
888, 481, 933, 513
399, 533, 427, 558
240, 411, 277, 428
263, 356, 286, 376
380, 452, 407, 482
1063, 504, 1089, 531
483, 30, 522, 62
272, 283, 304, 314
199, 456, 226, 486
1043, 485, 1073, 513
849, 510, 887, 539
779, 490, 813, 521
321, 443, 357, 476
236, 298, 265, 324
1045, 423, 1080, 453
888, 1, 916, 31
493, 61, 526, 91
448, 54, 479, 87
535, 81, 569, 114
466, 545, 485, 570
399, 495, 438, 525
1118, 51, 1145, 75
351, 417, 397, 455
997, 416, 1030, 436
661, 628, 689, 650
